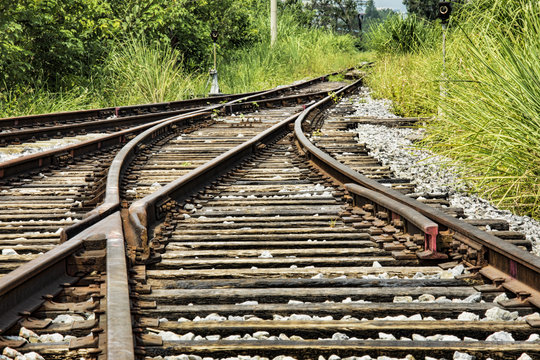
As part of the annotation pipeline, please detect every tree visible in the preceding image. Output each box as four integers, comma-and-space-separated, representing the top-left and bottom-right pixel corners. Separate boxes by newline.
308, 0, 367, 34
280, 0, 315, 27
0, 0, 265, 90
365, 0, 379, 20
402, 0, 439, 20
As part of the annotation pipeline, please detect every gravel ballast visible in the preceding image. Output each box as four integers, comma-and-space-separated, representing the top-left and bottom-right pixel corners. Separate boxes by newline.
347, 88, 540, 256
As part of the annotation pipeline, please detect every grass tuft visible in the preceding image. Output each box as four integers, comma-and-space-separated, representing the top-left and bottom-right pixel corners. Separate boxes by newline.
367, 0, 540, 218
102, 38, 205, 105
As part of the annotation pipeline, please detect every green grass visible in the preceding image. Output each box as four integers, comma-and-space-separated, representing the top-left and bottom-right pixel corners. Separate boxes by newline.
1, 7, 369, 118
367, 14, 440, 54
0, 85, 102, 118
218, 10, 368, 94
366, 0, 540, 218
365, 52, 440, 117
101, 38, 206, 106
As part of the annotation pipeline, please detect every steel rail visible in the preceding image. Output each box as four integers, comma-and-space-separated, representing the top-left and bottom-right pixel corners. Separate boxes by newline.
127, 112, 299, 249
0, 210, 119, 333
0, 113, 199, 180
0, 71, 353, 358
345, 183, 439, 256
293, 82, 540, 305
122, 73, 360, 246
113, 74, 535, 358
67, 87, 331, 242
0, 89, 331, 145
0, 70, 339, 131
0, 79, 333, 181
0, 92, 253, 130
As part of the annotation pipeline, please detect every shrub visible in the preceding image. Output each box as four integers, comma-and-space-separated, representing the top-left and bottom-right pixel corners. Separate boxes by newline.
102, 38, 204, 105
367, 14, 440, 54
424, 0, 540, 217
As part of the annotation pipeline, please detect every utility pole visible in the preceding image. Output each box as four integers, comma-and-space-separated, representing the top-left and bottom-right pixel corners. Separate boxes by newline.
271, 0, 277, 46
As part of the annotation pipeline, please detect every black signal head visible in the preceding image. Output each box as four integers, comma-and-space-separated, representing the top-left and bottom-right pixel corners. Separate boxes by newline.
210, 30, 219, 42
438, 2, 452, 23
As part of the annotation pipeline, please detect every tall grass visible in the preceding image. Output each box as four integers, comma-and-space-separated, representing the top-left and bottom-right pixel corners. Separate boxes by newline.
367, 0, 540, 218
0, 85, 101, 118
365, 52, 440, 117
102, 39, 205, 105
424, 0, 540, 217
367, 14, 440, 54
364, 14, 441, 117
1, 8, 368, 118
219, 9, 367, 93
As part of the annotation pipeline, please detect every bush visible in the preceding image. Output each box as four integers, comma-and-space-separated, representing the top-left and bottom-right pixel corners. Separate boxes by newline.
424, 0, 540, 217
367, 14, 440, 54
102, 39, 204, 105
367, 0, 540, 218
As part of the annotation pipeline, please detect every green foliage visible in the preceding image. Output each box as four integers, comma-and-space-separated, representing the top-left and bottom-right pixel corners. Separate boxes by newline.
424, 0, 540, 217
367, 0, 540, 218
102, 38, 205, 105
0, 85, 101, 118
403, 0, 440, 21
1, 1, 368, 118
280, 0, 315, 26
0, 0, 120, 90
365, 52, 440, 117
308, 0, 366, 34
0, 0, 263, 92
367, 14, 440, 54
217, 8, 367, 93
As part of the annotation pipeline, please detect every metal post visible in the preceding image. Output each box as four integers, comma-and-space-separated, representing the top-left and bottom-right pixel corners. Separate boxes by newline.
271, 0, 277, 46
442, 23, 447, 71
213, 43, 217, 70
437, 1, 451, 116
439, 23, 448, 117
209, 30, 221, 96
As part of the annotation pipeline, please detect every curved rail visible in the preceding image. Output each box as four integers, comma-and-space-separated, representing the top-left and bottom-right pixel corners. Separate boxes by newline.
293, 86, 540, 306
125, 80, 362, 248
345, 183, 440, 258
0, 79, 333, 181
73, 87, 331, 244
106, 73, 540, 357
0, 92, 251, 130
7, 64, 537, 359
0, 89, 333, 146
0, 70, 354, 358
0, 67, 336, 131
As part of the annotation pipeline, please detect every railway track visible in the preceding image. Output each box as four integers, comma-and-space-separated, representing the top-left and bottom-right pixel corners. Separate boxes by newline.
0, 74, 338, 149
0, 76, 343, 279
0, 71, 539, 360
309, 96, 533, 252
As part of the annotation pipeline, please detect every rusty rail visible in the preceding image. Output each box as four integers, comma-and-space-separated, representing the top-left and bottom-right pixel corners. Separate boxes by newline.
293, 85, 540, 306
0, 70, 353, 358
0, 90, 330, 146
345, 183, 442, 258
127, 112, 299, 249
0, 70, 338, 130
0, 77, 333, 181
66, 88, 332, 243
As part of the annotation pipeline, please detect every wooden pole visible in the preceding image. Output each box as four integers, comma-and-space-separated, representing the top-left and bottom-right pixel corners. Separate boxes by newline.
271, 0, 277, 46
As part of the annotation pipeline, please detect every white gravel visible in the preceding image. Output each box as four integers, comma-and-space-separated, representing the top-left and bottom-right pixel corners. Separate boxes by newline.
146, 353, 538, 360
348, 90, 540, 256
0, 133, 108, 163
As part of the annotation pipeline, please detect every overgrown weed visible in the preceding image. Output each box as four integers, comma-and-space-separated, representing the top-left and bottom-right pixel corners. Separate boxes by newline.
366, 0, 540, 218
